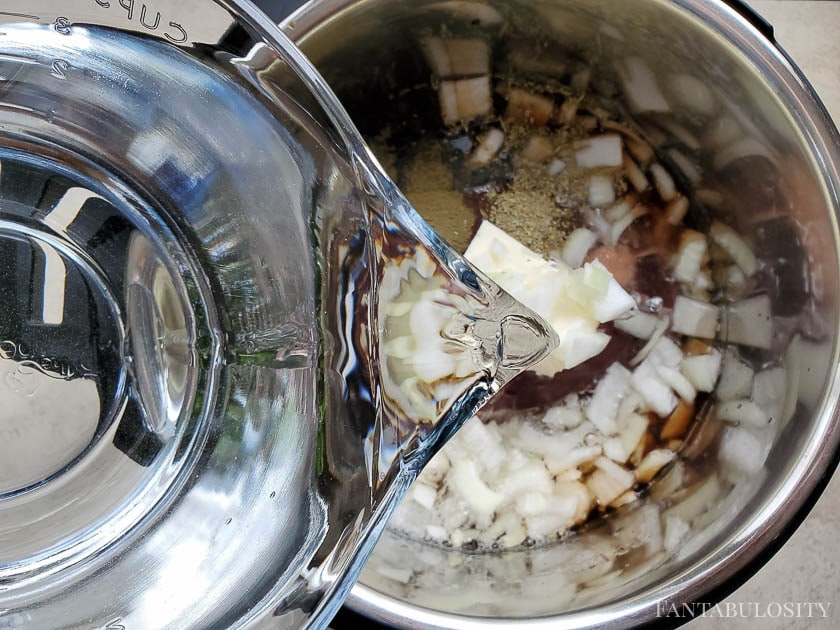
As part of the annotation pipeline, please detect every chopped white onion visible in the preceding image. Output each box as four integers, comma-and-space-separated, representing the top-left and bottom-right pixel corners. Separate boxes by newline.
506, 88, 554, 126
562, 227, 598, 268
656, 365, 697, 403
635, 449, 676, 483
672, 295, 719, 339
623, 152, 650, 192
547, 159, 567, 176
718, 426, 766, 476
713, 137, 776, 171
667, 73, 717, 117
618, 56, 670, 113
586, 362, 632, 435
715, 349, 754, 401
649, 162, 678, 201
588, 175, 616, 207
468, 127, 505, 168
680, 348, 722, 392
671, 230, 707, 284
667, 149, 701, 185
446, 38, 491, 76
615, 310, 659, 340
412, 482, 439, 510
752, 367, 787, 427
709, 221, 758, 277
608, 205, 647, 245
720, 294, 773, 349
665, 196, 690, 225
716, 399, 770, 427
663, 515, 690, 552
629, 316, 670, 366
521, 135, 554, 163
574, 134, 624, 168
439, 76, 493, 125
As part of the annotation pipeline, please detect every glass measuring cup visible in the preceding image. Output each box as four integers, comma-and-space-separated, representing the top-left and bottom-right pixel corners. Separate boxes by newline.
0, 1, 557, 628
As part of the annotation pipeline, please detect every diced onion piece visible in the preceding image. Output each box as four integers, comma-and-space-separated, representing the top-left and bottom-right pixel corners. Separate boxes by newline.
411, 482, 439, 510
468, 127, 505, 168
623, 152, 649, 192
575, 134, 623, 168
439, 76, 493, 125
661, 399, 694, 440
438, 81, 460, 126
716, 399, 770, 427
505, 88, 554, 126
713, 137, 775, 171
719, 426, 766, 476
788, 335, 832, 410
376, 565, 413, 584
656, 365, 697, 403
665, 196, 690, 225
562, 227, 598, 268
629, 316, 670, 366
588, 458, 635, 505
615, 413, 649, 463
618, 56, 670, 113
668, 148, 702, 184
605, 199, 632, 222
664, 475, 721, 523
667, 73, 716, 116
445, 38, 491, 76
655, 117, 701, 151
608, 204, 647, 245
448, 459, 503, 515
715, 349, 754, 401
609, 489, 638, 508
671, 230, 707, 284
421, 37, 451, 76
592, 275, 636, 322
720, 294, 773, 349
680, 348, 722, 392
419, 449, 450, 484
425, 524, 448, 541
635, 448, 676, 483
632, 361, 678, 417
588, 175, 616, 207
521, 135, 554, 162
615, 310, 659, 340
649, 162, 678, 201
625, 135, 655, 165
586, 362, 632, 435
672, 295, 718, 339
547, 159, 567, 175
543, 401, 584, 430
663, 515, 690, 552
752, 367, 786, 427
709, 220, 758, 277
558, 97, 580, 125
781, 335, 801, 425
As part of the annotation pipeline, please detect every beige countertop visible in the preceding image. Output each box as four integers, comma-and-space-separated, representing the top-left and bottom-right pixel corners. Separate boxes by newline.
691, 2, 840, 628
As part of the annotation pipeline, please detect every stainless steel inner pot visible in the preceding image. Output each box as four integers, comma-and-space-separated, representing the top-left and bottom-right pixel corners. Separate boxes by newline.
282, 0, 840, 627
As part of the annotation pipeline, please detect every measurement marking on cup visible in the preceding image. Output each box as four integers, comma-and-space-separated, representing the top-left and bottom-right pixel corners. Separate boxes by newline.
50, 60, 70, 80
105, 618, 126, 630
0, 12, 40, 20
53, 17, 72, 35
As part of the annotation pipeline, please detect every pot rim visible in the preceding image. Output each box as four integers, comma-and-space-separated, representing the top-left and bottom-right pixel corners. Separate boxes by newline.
282, 0, 840, 627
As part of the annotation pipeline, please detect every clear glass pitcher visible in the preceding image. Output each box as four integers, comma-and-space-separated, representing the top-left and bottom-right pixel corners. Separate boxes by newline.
0, 1, 557, 628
